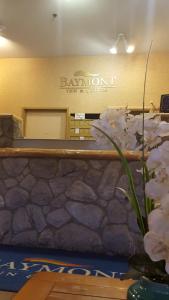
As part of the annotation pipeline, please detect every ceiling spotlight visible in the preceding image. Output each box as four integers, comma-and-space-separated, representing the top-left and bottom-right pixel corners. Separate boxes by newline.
109, 33, 135, 54
126, 45, 135, 54
109, 46, 117, 54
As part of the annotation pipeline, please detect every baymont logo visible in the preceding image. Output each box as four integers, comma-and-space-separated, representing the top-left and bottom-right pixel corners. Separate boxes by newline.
24, 257, 86, 267
0, 259, 126, 280
60, 70, 117, 93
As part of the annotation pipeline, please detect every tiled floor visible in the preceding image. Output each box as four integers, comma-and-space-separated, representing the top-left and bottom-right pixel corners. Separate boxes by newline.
0, 291, 15, 300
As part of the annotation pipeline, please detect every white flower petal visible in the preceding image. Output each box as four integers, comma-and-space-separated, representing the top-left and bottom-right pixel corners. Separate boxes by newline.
148, 209, 169, 238
147, 148, 160, 168
161, 194, 169, 216
158, 141, 169, 165
165, 262, 169, 274
144, 231, 169, 262
157, 122, 169, 137
145, 179, 169, 201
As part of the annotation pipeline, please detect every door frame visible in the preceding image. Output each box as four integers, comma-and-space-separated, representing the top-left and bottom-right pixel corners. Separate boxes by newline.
22, 107, 69, 139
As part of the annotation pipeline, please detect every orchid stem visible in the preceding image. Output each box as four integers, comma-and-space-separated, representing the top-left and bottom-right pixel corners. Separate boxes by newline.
142, 40, 153, 225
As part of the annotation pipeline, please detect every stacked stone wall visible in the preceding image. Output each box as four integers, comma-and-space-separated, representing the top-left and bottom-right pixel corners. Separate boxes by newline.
0, 116, 23, 147
0, 157, 144, 256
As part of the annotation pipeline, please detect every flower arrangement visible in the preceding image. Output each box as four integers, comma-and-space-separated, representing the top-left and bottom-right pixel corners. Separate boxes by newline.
91, 108, 169, 151
145, 141, 169, 275
91, 108, 169, 282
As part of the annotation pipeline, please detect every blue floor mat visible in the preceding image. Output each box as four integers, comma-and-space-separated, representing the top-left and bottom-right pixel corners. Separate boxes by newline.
0, 245, 129, 292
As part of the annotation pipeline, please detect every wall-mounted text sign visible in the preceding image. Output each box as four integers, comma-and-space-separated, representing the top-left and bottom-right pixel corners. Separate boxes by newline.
60, 70, 117, 94
75, 113, 85, 119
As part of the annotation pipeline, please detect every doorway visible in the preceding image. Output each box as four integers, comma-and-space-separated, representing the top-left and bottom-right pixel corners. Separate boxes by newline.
23, 108, 69, 139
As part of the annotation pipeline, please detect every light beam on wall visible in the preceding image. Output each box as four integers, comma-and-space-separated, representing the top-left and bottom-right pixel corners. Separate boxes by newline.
0, 36, 8, 47
0, 25, 8, 47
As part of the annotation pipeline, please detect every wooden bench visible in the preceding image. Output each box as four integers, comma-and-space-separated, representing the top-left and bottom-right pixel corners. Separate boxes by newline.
13, 272, 134, 300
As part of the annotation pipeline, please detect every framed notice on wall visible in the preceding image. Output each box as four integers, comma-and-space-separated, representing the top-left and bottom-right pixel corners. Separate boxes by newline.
160, 94, 169, 112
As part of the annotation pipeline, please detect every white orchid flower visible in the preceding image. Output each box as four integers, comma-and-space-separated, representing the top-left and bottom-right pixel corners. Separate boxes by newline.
165, 262, 169, 274
127, 117, 142, 135
145, 179, 169, 201
100, 108, 128, 130
144, 209, 169, 274
157, 141, 169, 165
144, 132, 162, 150
125, 134, 138, 150
146, 141, 169, 183
161, 194, 169, 215
144, 231, 169, 270
91, 109, 169, 151
157, 121, 169, 137
148, 209, 169, 239
146, 147, 161, 172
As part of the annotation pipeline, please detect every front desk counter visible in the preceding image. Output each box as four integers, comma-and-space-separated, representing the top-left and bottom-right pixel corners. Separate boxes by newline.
0, 147, 144, 256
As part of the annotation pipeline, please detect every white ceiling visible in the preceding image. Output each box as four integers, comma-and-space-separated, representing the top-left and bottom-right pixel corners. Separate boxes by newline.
0, 0, 169, 57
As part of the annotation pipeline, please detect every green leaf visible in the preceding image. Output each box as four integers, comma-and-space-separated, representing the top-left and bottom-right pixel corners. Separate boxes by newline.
116, 187, 136, 212
92, 124, 146, 236
142, 161, 155, 219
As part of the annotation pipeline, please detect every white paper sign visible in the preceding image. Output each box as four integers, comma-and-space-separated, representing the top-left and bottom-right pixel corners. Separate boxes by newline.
75, 128, 80, 134
75, 113, 85, 120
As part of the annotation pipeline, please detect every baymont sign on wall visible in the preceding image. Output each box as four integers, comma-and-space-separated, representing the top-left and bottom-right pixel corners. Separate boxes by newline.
60, 70, 117, 93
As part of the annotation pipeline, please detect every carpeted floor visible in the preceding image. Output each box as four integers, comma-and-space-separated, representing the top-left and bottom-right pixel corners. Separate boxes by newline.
0, 245, 129, 292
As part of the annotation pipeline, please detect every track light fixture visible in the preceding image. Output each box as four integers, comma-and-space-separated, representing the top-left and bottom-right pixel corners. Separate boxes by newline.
110, 33, 135, 54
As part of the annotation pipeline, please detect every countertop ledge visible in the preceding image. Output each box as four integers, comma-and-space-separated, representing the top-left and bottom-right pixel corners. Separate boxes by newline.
0, 148, 148, 160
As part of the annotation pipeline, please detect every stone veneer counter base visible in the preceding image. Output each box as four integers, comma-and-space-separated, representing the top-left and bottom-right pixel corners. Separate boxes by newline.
0, 148, 145, 256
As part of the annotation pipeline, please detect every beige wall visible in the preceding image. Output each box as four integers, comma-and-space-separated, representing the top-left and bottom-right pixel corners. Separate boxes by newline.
0, 53, 169, 118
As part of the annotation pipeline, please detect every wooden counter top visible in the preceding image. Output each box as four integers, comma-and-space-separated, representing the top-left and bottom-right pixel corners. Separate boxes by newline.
0, 148, 147, 160
13, 272, 134, 300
